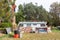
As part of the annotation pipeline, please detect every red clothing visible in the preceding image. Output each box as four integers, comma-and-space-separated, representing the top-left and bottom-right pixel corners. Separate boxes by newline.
14, 34, 19, 38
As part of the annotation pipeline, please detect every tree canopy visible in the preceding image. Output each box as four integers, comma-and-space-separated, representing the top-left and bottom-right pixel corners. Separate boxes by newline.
16, 3, 49, 23
0, 0, 11, 22
49, 2, 60, 26
16, 2, 60, 26
0, 1, 60, 27
0, 0, 12, 28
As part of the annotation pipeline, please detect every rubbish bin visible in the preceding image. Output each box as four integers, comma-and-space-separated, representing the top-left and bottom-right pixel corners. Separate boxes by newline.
14, 30, 19, 38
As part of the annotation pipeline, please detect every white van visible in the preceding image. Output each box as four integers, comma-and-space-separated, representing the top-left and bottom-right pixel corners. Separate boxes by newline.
18, 22, 47, 33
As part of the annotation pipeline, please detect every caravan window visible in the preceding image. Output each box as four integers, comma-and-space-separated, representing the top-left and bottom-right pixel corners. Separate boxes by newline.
33, 23, 37, 25
41, 24, 45, 26
27, 24, 31, 26
19, 24, 23, 27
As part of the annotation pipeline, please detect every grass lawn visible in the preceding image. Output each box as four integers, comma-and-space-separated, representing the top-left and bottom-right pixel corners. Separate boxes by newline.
0, 31, 60, 40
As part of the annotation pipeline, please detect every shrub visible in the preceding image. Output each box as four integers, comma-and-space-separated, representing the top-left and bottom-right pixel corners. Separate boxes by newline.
0, 22, 12, 28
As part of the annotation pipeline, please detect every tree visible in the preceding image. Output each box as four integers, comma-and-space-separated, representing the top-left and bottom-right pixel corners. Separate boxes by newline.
0, 0, 12, 28
23, 3, 36, 21
37, 5, 49, 21
0, 0, 11, 22
16, 4, 24, 23
23, 3, 49, 21
16, 2, 49, 24
50, 2, 60, 26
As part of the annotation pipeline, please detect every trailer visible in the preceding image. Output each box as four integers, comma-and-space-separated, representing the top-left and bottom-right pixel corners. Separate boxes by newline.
18, 21, 48, 33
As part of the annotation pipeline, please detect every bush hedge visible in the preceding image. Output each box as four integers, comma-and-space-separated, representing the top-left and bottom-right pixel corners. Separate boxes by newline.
0, 22, 12, 28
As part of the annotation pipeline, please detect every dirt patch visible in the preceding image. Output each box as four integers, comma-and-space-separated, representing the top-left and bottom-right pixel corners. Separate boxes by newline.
0, 33, 5, 37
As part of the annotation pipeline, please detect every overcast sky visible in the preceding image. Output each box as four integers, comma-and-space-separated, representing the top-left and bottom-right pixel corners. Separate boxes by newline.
15, 0, 60, 12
